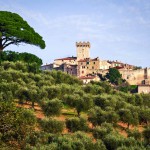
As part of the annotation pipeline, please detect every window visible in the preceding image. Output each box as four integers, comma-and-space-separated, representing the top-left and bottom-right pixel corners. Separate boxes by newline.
86, 62, 89, 65
92, 66, 94, 69
93, 62, 95, 64
82, 71, 84, 74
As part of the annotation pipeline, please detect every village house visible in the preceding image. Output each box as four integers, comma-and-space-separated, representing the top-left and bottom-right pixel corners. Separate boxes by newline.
138, 84, 150, 94
41, 42, 150, 88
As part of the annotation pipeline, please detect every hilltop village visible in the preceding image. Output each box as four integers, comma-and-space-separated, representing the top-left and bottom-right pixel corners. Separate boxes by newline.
41, 42, 150, 93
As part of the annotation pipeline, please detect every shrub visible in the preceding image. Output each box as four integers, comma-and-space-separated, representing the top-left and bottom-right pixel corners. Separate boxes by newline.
103, 133, 125, 150
39, 118, 64, 134
41, 98, 63, 116
93, 123, 113, 140
66, 117, 88, 132
127, 129, 142, 141
143, 127, 150, 144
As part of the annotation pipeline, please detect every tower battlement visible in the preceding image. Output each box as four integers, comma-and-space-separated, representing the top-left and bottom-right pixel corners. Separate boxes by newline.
76, 41, 91, 48
76, 41, 90, 60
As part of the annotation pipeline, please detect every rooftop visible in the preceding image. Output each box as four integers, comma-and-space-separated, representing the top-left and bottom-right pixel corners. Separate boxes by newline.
79, 76, 95, 79
55, 57, 77, 61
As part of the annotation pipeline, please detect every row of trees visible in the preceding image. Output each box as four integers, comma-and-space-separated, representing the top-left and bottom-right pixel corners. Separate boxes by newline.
0, 60, 150, 149
0, 51, 42, 65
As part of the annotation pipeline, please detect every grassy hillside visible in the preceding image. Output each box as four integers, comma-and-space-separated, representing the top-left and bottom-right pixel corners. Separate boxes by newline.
0, 60, 150, 150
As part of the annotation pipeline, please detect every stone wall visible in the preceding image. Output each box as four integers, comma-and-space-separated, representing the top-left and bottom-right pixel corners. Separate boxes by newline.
119, 68, 150, 85
54, 58, 77, 65
138, 85, 150, 93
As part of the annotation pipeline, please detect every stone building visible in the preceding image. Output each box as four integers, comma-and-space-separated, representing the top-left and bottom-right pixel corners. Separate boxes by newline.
41, 63, 54, 71
54, 57, 77, 65
119, 68, 150, 85
100, 60, 111, 70
138, 85, 150, 94
108, 60, 135, 70
79, 75, 100, 84
77, 57, 100, 77
41, 41, 150, 85
76, 42, 90, 61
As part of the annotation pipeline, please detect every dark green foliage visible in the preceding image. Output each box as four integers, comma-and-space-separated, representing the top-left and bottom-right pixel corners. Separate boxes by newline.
118, 85, 137, 93
139, 108, 150, 125
0, 11, 45, 51
103, 134, 142, 150
134, 94, 144, 106
73, 131, 106, 150
41, 98, 63, 116
142, 127, 150, 144
106, 68, 123, 85
88, 106, 106, 126
25, 132, 106, 150
16, 87, 30, 104
0, 99, 36, 149
44, 85, 61, 99
63, 94, 78, 107
118, 108, 139, 128
66, 117, 88, 132
117, 145, 147, 150
127, 129, 142, 141
93, 94, 116, 110
105, 110, 120, 124
39, 118, 64, 134
103, 133, 125, 150
64, 93, 93, 116
1, 61, 28, 72
91, 81, 113, 93
141, 94, 150, 108
94, 139, 107, 150
0, 59, 150, 149
0, 51, 43, 71
75, 94, 93, 116
93, 123, 113, 140
83, 84, 105, 94
50, 70, 82, 85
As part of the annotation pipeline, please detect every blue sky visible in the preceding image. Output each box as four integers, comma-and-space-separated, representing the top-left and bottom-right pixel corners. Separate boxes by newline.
0, 0, 150, 67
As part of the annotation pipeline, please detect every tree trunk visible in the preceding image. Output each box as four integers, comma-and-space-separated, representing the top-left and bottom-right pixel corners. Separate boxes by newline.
77, 110, 80, 117
0, 38, 3, 51
32, 101, 34, 109
0, 50, 2, 65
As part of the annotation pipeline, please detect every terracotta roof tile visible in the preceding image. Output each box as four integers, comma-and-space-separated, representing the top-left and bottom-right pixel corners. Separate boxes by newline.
79, 76, 95, 79
55, 57, 77, 61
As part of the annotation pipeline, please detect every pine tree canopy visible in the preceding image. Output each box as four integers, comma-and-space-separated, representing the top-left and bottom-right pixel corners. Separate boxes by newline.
0, 11, 46, 51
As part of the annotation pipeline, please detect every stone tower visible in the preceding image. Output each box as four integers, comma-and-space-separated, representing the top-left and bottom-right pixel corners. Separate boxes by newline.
76, 41, 90, 60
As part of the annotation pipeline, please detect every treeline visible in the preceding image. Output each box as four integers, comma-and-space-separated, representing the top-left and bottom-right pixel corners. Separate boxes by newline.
0, 59, 150, 150
0, 51, 42, 69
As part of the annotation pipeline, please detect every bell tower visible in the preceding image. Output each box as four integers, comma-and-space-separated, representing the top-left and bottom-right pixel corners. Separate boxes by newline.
76, 41, 90, 61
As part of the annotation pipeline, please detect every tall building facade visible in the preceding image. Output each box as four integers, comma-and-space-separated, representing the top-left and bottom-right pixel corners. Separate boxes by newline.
76, 42, 90, 61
